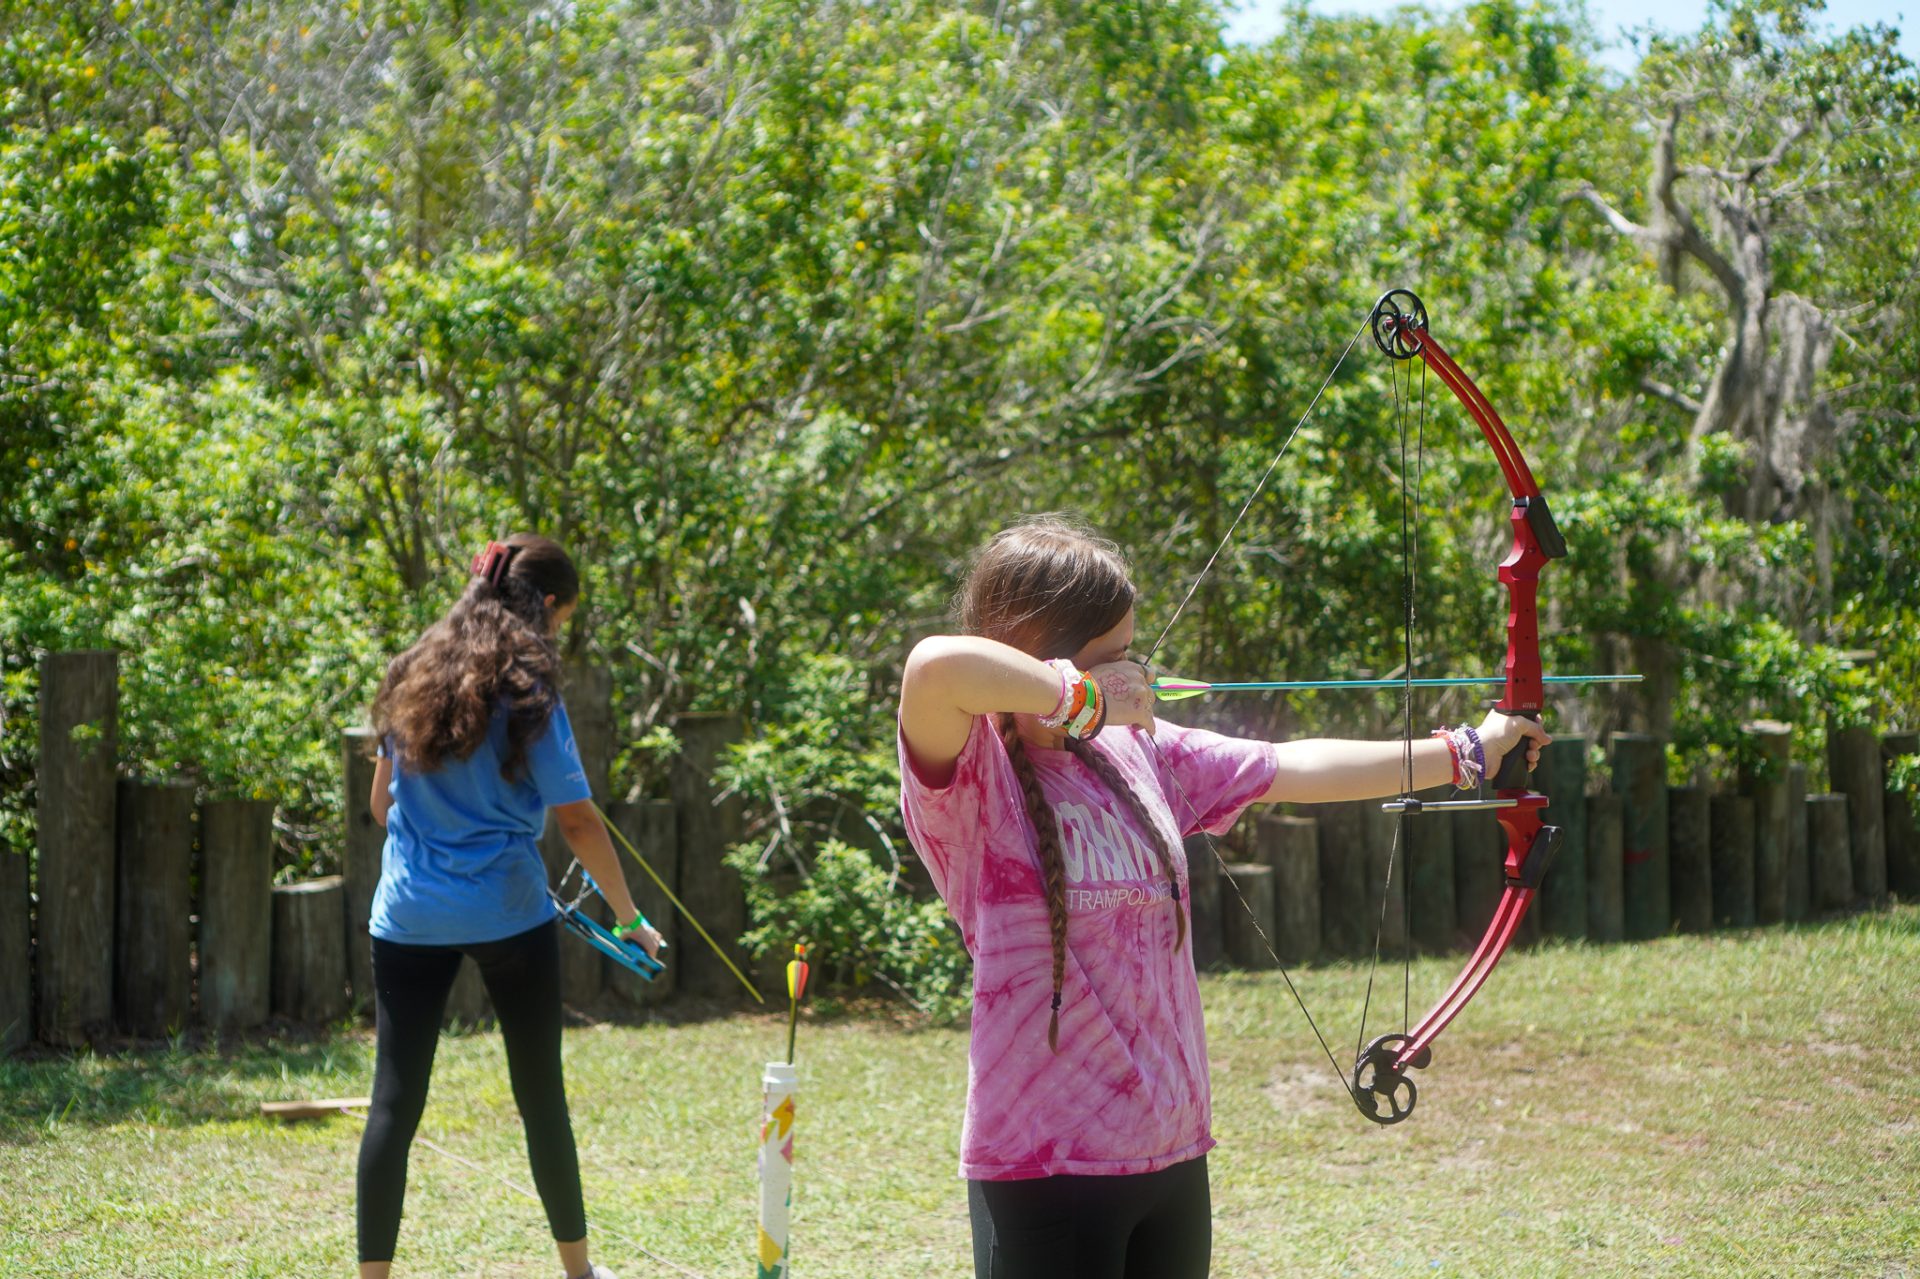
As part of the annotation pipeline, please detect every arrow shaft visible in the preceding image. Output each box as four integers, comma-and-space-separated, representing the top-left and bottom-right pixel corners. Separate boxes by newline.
1155, 673, 1641, 697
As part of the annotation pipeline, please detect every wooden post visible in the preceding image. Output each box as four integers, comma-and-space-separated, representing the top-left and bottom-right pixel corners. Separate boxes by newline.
444, 958, 492, 1026
671, 712, 750, 999
1535, 736, 1588, 941
1739, 723, 1793, 926
1406, 794, 1455, 954
1586, 792, 1625, 943
200, 798, 275, 1031
544, 662, 613, 1007
341, 728, 381, 1016
606, 799, 679, 1005
271, 877, 349, 1023
1451, 807, 1504, 946
1254, 814, 1319, 966
35, 651, 118, 1046
1315, 800, 1371, 958
1667, 785, 1712, 934
1709, 795, 1756, 927
1785, 764, 1810, 921
1185, 833, 1223, 971
1220, 863, 1276, 970
1365, 800, 1406, 954
1612, 734, 1670, 939
1827, 724, 1885, 906
114, 779, 195, 1037
1880, 732, 1919, 900
1807, 794, 1853, 913
1, 847, 27, 1053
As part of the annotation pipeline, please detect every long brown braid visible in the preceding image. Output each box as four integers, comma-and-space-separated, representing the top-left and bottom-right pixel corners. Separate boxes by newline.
961, 516, 1186, 1052
997, 714, 1075, 1051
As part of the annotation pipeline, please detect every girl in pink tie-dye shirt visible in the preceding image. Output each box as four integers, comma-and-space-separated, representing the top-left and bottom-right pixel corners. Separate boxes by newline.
897, 517, 1547, 1279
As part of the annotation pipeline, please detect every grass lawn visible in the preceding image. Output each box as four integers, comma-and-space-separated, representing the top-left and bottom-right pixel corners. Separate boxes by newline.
3, 907, 1916, 1278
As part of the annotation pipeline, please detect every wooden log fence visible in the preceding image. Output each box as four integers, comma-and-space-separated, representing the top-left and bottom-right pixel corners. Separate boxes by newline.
1886, 733, 1920, 900
1221, 863, 1276, 969
670, 712, 750, 1000
1536, 737, 1588, 941
1613, 734, 1669, 941
1808, 795, 1853, 912
1827, 724, 1887, 907
1314, 801, 1371, 957
1709, 795, 1756, 928
1786, 764, 1810, 921
200, 798, 275, 1032
8, 649, 1917, 1049
36, 651, 118, 1047
271, 877, 349, 1023
114, 779, 194, 1037
1254, 815, 1318, 966
2, 844, 28, 1053
1668, 785, 1712, 934
1586, 792, 1626, 943
1741, 723, 1792, 924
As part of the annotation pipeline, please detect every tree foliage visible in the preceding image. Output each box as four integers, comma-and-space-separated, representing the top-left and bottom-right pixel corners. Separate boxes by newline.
1, 1, 1913, 993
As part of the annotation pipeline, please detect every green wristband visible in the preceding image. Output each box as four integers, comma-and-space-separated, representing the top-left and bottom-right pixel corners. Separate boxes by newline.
612, 915, 654, 940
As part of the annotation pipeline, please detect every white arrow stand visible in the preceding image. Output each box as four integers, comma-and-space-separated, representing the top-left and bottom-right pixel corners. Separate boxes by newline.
756, 1062, 797, 1278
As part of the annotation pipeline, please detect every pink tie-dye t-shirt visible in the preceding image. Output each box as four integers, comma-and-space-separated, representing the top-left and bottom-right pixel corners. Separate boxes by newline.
899, 717, 1277, 1181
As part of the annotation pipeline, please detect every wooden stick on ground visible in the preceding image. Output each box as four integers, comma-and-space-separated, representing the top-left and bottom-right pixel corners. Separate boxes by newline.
259, 1096, 371, 1122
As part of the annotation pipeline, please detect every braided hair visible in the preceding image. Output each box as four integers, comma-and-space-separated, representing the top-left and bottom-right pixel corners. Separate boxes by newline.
371, 533, 578, 781
961, 516, 1186, 1052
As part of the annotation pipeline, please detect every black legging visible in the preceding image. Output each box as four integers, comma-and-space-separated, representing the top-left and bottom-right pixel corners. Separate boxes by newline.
356, 920, 585, 1263
969, 1154, 1211, 1279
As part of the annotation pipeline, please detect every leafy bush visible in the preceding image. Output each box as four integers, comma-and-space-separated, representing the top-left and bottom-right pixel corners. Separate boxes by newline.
728, 839, 971, 1022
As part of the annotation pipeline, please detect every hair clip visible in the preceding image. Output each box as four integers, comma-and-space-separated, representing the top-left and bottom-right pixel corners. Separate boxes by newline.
470, 540, 520, 587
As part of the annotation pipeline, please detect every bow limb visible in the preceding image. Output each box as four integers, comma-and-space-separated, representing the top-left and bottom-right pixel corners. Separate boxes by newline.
1349, 291, 1568, 1124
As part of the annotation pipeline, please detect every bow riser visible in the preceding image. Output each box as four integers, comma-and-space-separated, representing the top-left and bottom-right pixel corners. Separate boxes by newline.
1498, 503, 1551, 722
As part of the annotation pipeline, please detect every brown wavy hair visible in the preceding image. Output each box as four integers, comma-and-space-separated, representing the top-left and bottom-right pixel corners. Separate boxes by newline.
960, 516, 1186, 1051
371, 533, 579, 781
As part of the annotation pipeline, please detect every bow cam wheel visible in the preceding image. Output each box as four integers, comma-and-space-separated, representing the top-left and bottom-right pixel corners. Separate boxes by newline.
1370, 289, 1428, 360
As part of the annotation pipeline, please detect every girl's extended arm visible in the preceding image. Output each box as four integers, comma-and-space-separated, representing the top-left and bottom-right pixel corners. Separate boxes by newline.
551, 799, 661, 957
1260, 711, 1551, 804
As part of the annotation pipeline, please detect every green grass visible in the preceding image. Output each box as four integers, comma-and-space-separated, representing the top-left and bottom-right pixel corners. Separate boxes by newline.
4, 909, 1917, 1278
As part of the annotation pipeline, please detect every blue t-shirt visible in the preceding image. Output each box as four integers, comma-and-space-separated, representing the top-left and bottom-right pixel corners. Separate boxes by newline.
369, 698, 593, 946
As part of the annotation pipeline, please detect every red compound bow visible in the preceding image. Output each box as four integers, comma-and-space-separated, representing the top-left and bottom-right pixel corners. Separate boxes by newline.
1147, 289, 1566, 1125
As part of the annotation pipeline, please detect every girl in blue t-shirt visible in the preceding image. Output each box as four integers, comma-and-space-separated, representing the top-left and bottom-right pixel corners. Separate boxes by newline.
357, 533, 658, 1279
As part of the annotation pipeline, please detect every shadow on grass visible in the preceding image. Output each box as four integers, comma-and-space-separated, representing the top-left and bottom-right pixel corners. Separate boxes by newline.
0, 1019, 373, 1141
